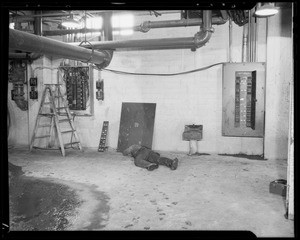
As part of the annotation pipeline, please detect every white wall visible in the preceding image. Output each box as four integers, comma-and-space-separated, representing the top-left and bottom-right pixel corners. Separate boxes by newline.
8, 11, 292, 159
264, 8, 292, 159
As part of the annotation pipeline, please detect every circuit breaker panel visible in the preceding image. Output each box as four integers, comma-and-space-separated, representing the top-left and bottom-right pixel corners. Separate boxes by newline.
222, 63, 265, 137
61, 66, 90, 111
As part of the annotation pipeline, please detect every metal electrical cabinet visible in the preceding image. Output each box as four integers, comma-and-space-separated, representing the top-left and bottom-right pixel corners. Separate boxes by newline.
59, 66, 94, 116
222, 62, 265, 137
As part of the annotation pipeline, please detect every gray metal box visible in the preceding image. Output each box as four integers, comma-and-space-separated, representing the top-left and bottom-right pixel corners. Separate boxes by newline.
222, 63, 265, 137
182, 125, 203, 141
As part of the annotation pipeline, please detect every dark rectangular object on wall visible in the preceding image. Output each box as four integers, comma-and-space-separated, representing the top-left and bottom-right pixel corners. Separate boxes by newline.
117, 102, 156, 153
222, 63, 265, 137
182, 125, 203, 141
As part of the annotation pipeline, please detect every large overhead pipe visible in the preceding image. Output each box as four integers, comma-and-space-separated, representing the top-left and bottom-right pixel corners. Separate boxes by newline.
34, 10, 42, 36
42, 11, 225, 37
43, 28, 102, 36
72, 10, 213, 51
9, 28, 113, 68
11, 12, 72, 22
103, 12, 113, 41
135, 16, 225, 33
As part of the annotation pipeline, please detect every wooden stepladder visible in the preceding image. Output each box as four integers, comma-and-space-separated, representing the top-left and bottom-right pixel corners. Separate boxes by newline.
98, 121, 109, 152
30, 84, 82, 156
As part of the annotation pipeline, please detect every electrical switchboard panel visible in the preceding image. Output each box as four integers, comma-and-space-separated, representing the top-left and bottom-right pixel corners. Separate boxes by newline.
222, 63, 265, 137
61, 66, 89, 111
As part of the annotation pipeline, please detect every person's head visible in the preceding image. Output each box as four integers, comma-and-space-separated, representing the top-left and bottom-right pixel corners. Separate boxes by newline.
122, 144, 141, 157
123, 148, 132, 156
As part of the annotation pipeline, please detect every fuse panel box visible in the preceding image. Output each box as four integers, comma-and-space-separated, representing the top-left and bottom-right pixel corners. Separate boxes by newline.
222, 63, 265, 137
61, 66, 90, 111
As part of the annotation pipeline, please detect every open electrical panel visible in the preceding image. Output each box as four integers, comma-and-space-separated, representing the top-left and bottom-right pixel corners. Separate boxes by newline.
222, 63, 265, 137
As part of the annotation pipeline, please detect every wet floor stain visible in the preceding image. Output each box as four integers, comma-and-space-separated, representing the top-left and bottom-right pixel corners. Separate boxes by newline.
10, 174, 81, 230
82, 185, 110, 230
9, 162, 110, 231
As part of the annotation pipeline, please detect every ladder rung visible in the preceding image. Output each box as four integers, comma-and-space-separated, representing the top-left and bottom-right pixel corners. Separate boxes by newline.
43, 102, 51, 104
59, 118, 71, 123
39, 113, 54, 117
64, 142, 80, 147
38, 124, 52, 128
56, 107, 67, 110
61, 130, 75, 134
35, 134, 51, 139
32, 146, 60, 150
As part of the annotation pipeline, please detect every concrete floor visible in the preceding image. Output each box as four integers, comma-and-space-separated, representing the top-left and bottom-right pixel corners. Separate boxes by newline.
8, 146, 294, 237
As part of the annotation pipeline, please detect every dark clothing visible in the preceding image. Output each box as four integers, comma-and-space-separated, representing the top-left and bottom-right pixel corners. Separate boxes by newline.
123, 145, 178, 171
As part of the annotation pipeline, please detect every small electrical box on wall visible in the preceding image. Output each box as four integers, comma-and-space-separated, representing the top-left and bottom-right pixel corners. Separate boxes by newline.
222, 63, 265, 137
29, 77, 38, 99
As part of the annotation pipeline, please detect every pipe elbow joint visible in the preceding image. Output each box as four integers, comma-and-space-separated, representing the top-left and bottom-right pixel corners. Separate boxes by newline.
139, 21, 151, 33
94, 50, 114, 69
193, 30, 213, 49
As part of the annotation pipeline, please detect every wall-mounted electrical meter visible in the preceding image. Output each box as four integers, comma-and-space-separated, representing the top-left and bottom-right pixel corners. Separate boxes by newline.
222, 62, 265, 137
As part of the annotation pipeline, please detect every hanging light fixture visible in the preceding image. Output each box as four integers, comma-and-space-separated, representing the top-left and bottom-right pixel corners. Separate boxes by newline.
61, 14, 80, 28
255, 2, 279, 17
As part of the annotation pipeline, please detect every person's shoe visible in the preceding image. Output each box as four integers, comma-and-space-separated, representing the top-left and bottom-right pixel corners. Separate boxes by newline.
147, 163, 159, 171
170, 158, 178, 170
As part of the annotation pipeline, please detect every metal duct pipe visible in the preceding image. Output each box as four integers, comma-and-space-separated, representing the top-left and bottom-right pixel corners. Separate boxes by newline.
9, 29, 112, 67
43, 17, 224, 36
73, 10, 213, 51
229, 18, 233, 62
34, 11, 42, 36
12, 12, 72, 20
135, 16, 226, 33
103, 12, 113, 41
43, 28, 102, 36
220, 10, 229, 21
242, 23, 248, 62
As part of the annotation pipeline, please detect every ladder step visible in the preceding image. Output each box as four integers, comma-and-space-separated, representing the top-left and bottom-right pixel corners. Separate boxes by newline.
64, 142, 80, 147
39, 113, 54, 117
56, 107, 67, 110
59, 118, 71, 123
61, 130, 75, 134
43, 102, 51, 104
32, 146, 60, 150
38, 124, 52, 128
35, 134, 51, 139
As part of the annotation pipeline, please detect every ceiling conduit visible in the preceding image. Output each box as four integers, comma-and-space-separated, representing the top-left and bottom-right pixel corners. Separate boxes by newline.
9, 28, 113, 68
43, 12, 224, 36
72, 10, 214, 51
136, 11, 227, 33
